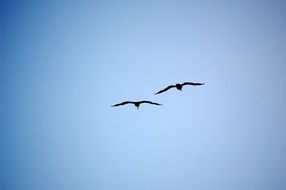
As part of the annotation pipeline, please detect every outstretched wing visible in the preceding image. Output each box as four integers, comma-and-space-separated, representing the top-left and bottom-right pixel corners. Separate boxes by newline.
182, 82, 204, 86
155, 85, 175, 95
140, 100, 162, 106
111, 101, 134, 107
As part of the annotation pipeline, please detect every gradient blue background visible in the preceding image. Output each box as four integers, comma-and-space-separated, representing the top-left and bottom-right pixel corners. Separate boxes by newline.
1, 0, 286, 189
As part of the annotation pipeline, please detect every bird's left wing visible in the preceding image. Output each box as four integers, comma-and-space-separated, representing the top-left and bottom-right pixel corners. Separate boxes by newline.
155, 85, 175, 95
111, 101, 133, 107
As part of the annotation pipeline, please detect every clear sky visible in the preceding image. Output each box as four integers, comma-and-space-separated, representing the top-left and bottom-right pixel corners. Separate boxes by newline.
1, 0, 286, 190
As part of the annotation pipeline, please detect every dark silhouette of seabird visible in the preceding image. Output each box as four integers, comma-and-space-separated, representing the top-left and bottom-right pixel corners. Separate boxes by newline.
111, 100, 162, 109
155, 82, 204, 95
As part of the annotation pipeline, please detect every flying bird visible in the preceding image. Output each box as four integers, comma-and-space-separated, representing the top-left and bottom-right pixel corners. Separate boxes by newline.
111, 100, 162, 109
155, 82, 204, 95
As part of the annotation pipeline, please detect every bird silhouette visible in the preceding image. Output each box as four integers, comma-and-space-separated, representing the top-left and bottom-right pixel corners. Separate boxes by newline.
111, 100, 162, 109
155, 82, 204, 95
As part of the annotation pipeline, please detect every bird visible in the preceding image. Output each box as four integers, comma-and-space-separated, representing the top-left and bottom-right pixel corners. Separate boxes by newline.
155, 82, 204, 95
111, 100, 162, 109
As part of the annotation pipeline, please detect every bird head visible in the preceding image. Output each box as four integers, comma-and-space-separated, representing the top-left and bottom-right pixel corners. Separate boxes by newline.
176, 84, 182, 90
134, 102, 140, 109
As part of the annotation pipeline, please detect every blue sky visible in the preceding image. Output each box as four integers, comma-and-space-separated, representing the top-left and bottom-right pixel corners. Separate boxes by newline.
1, 0, 286, 189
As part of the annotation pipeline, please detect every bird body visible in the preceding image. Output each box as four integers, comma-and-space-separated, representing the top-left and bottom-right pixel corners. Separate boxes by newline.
175, 83, 183, 90
155, 82, 204, 95
111, 100, 162, 109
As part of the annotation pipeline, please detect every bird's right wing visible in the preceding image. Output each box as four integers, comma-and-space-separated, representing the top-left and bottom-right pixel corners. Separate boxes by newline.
155, 85, 175, 95
111, 101, 133, 107
182, 82, 204, 86
141, 101, 162, 106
